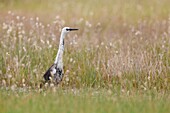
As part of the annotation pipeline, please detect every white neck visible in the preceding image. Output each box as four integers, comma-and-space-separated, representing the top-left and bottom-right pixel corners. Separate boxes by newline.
54, 31, 66, 64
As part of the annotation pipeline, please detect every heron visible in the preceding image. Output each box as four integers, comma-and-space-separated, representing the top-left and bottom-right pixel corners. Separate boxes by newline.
43, 27, 78, 84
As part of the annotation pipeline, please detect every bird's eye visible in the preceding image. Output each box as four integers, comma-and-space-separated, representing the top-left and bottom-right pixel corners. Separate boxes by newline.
66, 28, 69, 31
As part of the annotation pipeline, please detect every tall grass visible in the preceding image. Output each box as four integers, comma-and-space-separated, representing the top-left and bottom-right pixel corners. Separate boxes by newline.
0, 0, 169, 96
0, 0, 170, 113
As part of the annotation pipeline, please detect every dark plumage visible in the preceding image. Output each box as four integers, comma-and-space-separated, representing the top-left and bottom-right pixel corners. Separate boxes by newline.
43, 64, 63, 84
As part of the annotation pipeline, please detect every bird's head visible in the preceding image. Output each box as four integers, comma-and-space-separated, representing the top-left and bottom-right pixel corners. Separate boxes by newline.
62, 27, 78, 34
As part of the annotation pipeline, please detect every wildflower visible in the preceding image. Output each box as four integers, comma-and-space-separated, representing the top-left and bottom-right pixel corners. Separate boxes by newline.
85, 21, 92, 28
11, 84, 17, 91
22, 78, 25, 83
70, 58, 73, 62
8, 10, 11, 14
101, 42, 104, 45
40, 39, 45, 44
2, 80, 6, 86
135, 31, 142, 36
2, 23, 8, 29
36, 17, 39, 21
50, 83, 54, 87
66, 77, 69, 82
7, 26, 12, 34
23, 84, 26, 87
16, 16, 20, 20
21, 30, 25, 34
7, 74, 12, 79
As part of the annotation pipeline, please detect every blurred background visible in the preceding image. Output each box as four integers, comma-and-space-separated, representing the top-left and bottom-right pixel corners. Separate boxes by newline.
1, 0, 170, 22
0, 0, 170, 113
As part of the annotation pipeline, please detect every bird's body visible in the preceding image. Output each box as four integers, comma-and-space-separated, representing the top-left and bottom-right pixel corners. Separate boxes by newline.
43, 63, 63, 84
43, 27, 78, 84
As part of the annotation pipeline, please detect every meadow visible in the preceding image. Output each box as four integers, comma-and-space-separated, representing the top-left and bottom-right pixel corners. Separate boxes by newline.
0, 0, 170, 113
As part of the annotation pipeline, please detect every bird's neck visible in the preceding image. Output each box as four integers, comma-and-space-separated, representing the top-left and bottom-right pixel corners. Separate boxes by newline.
54, 32, 66, 64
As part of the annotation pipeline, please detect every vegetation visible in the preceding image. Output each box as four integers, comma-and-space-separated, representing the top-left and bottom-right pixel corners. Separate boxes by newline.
0, 0, 170, 113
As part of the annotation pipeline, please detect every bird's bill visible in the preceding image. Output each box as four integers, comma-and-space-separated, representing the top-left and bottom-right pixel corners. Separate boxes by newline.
68, 28, 79, 31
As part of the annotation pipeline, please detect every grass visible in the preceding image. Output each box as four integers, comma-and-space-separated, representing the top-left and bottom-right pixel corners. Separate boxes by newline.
0, 88, 169, 113
0, 0, 170, 113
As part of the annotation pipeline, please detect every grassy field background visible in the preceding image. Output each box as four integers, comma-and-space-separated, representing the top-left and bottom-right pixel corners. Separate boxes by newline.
0, 0, 170, 113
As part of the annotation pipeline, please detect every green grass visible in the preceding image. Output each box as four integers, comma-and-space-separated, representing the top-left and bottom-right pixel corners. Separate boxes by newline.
0, 89, 169, 113
0, 0, 170, 113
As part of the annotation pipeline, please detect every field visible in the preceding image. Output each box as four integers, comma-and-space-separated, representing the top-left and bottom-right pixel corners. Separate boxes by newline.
0, 0, 170, 113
